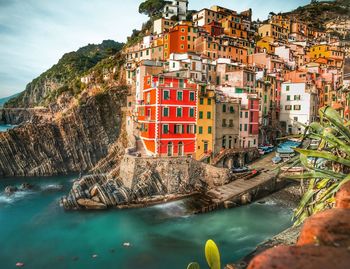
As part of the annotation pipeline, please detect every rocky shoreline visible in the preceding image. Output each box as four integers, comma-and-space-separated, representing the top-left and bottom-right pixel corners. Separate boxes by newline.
60, 156, 230, 210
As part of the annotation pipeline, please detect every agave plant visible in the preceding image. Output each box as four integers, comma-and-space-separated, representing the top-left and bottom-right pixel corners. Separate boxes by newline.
187, 240, 221, 269
283, 107, 350, 226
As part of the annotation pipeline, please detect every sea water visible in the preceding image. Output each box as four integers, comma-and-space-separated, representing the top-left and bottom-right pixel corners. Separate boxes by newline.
0, 176, 293, 269
0, 124, 15, 132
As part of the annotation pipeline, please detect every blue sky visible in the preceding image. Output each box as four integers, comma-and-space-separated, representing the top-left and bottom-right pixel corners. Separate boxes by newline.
0, 0, 310, 98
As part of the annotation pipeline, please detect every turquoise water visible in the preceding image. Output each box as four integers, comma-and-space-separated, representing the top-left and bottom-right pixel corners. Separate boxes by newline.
0, 176, 293, 269
0, 124, 15, 132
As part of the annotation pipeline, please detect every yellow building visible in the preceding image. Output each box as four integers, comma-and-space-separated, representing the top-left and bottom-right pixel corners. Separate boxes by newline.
256, 36, 276, 54
196, 85, 215, 162
308, 44, 344, 60
258, 23, 289, 41
220, 15, 248, 39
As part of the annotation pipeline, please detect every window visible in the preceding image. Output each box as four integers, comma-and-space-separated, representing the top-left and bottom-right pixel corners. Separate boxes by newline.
163, 107, 169, 117
204, 141, 209, 153
199, 111, 203, 119
199, 126, 203, 134
175, 124, 184, 134
208, 99, 212, 105
177, 91, 183, 101
189, 108, 195, 117
240, 124, 242, 131
287, 95, 291, 101
187, 124, 195, 134
285, 105, 292, 110
179, 79, 184, 88
286, 85, 290, 91
177, 107, 183, 117
294, 95, 301, 101
245, 112, 249, 118
159, 76, 164, 84
207, 112, 211, 119
230, 106, 235, 113
229, 119, 234, 127
208, 126, 212, 134
244, 124, 248, 131
294, 117, 298, 122
163, 90, 170, 100
223, 104, 227, 113
189, 91, 195, 101
222, 119, 227, 127
294, 105, 301, 110
240, 111, 243, 118
146, 93, 151, 104
199, 98, 204, 105
163, 124, 169, 134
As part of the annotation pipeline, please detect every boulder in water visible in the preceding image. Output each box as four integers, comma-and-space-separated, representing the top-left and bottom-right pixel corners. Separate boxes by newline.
5, 186, 18, 195
20, 182, 35, 191
77, 199, 107, 210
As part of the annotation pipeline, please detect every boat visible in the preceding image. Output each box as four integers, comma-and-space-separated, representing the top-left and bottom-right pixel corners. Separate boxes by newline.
230, 166, 250, 173
258, 149, 265, 155
280, 167, 305, 173
272, 156, 282, 164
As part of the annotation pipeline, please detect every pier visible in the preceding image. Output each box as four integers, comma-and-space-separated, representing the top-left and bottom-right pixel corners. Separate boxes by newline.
188, 153, 282, 213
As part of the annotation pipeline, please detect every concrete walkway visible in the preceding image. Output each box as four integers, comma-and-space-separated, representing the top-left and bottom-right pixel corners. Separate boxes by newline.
190, 153, 279, 213
209, 153, 277, 203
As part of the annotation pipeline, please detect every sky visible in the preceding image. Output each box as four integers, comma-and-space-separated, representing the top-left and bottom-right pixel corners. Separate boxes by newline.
0, 0, 311, 98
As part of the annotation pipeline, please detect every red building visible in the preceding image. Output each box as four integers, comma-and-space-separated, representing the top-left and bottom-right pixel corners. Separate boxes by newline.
138, 75, 197, 157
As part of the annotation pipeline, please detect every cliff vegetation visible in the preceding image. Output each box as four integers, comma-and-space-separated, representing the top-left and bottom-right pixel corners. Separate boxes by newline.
5, 40, 124, 108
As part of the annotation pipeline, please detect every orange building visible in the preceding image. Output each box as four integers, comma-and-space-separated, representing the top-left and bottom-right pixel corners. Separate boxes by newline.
163, 22, 198, 59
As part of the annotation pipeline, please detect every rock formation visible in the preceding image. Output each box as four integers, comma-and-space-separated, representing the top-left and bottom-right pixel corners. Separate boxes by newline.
0, 89, 128, 177
61, 156, 230, 210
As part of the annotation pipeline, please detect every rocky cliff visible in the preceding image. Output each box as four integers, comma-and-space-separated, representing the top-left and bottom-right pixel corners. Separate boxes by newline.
0, 88, 128, 177
0, 108, 52, 125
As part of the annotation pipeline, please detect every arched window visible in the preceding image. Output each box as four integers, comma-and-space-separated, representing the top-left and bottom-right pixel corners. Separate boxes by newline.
222, 104, 227, 113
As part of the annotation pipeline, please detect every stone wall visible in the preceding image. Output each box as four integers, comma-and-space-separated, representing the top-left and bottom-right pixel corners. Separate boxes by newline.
245, 181, 350, 269
120, 155, 230, 190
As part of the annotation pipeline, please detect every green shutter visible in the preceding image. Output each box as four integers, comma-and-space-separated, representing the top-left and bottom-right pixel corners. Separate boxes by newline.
190, 108, 194, 117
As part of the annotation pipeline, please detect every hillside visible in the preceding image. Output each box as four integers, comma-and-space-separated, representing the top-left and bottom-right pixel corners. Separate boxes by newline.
283, 0, 350, 33
5, 40, 124, 108
0, 93, 19, 108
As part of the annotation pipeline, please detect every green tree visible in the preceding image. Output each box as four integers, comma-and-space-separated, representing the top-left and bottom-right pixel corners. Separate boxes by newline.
138, 0, 168, 18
